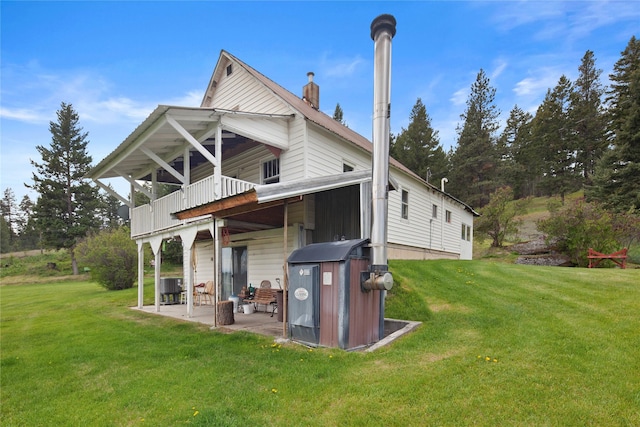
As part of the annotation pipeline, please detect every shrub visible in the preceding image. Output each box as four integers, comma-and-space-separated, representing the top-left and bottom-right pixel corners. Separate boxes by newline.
537, 199, 637, 267
76, 227, 137, 290
474, 187, 528, 247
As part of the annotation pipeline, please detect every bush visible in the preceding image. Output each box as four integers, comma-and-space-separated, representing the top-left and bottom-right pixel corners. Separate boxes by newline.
474, 187, 528, 247
76, 227, 137, 290
537, 198, 638, 267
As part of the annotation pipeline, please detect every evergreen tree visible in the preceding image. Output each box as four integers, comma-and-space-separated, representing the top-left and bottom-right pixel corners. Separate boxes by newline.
101, 187, 126, 229
28, 102, 102, 274
0, 216, 11, 253
589, 36, 640, 212
497, 105, 534, 198
391, 98, 448, 183
448, 69, 500, 207
17, 195, 39, 250
571, 50, 606, 184
531, 76, 581, 203
0, 188, 17, 250
333, 103, 346, 126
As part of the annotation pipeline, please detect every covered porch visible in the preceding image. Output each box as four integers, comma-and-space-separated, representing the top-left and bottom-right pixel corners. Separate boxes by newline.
133, 304, 286, 337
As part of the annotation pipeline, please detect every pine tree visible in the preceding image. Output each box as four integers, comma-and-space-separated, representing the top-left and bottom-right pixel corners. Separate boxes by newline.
497, 105, 534, 198
571, 50, 606, 184
588, 36, 640, 212
101, 189, 125, 229
333, 103, 346, 125
0, 188, 17, 250
0, 216, 11, 253
531, 76, 581, 203
448, 69, 500, 207
391, 98, 448, 183
29, 102, 102, 274
17, 195, 39, 251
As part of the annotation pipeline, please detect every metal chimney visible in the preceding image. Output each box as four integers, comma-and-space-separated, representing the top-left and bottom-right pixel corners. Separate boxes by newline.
363, 14, 396, 292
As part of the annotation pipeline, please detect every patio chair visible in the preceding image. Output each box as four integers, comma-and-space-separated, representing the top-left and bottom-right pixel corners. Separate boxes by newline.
196, 281, 214, 306
259, 280, 271, 288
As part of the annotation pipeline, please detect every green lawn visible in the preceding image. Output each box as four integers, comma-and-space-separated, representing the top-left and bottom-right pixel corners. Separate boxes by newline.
2, 261, 639, 426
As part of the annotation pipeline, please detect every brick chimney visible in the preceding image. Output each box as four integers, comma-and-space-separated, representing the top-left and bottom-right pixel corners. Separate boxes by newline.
302, 72, 319, 109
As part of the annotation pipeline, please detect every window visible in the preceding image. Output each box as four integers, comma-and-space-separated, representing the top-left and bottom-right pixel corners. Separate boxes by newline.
343, 163, 354, 172
432, 204, 438, 219
262, 158, 280, 184
461, 224, 471, 241
446, 210, 452, 223
401, 190, 409, 219
226, 64, 233, 76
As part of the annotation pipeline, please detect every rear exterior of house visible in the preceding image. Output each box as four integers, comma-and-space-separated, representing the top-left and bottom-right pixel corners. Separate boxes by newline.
87, 50, 477, 321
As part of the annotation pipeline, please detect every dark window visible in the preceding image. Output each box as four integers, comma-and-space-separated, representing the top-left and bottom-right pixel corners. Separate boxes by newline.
432, 204, 438, 219
226, 64, 233, 76
446, 210, 452, 223
401, 190, 409, 219
262, 158, 280, 184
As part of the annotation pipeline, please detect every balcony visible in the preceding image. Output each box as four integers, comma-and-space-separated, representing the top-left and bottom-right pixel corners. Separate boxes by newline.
131, 175, 256, 237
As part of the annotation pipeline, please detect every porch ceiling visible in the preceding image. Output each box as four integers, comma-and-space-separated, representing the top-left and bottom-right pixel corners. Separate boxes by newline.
86, 105, 292, 183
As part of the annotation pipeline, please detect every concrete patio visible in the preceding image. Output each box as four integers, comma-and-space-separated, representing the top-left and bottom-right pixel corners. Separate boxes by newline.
133, 303, 422, 351
133, 303, 287, 337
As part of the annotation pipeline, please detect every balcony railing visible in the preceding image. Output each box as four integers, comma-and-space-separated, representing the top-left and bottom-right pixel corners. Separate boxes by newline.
131, 176, 256, 237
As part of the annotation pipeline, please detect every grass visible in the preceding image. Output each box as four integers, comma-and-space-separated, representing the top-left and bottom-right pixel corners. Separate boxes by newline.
2, 260, 639, 426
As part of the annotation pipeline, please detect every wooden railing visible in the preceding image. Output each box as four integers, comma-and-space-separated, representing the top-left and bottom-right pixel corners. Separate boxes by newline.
131, 176, 256, 237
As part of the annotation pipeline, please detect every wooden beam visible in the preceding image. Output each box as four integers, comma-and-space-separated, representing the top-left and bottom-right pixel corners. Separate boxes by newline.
174, 191, 259, 219
173, 192, 302, 221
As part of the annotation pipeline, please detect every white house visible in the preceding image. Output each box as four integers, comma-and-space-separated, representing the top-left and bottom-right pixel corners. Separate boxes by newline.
87, 49, 478, 321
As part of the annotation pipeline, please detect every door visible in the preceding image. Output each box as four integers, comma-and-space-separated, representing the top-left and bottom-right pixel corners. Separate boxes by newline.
221, 246, 248, 300
288, 263, 320, 345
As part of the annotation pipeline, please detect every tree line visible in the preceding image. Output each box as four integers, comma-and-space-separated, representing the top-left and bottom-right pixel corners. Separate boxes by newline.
2, 37, 638, 267
386, 36, 639, 214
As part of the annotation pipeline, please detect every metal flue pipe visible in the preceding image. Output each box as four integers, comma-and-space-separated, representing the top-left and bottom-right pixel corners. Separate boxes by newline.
364, 14, 396, 291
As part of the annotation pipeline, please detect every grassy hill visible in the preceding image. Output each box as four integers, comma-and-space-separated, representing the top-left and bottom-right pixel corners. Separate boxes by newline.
2, 258, 639, 425
473, 191, 640, 265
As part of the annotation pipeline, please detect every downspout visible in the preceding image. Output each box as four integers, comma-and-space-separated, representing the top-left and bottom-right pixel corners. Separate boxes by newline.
441, 178, 447, 250
282, 201, 288, 339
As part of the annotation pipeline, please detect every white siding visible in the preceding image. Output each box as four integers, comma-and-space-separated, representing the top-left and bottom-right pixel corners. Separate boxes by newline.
211, 60, 292, 115
194, 240, 216, 284
280, 117, 307, 181
227, 226, 302, 289
305, 124, 371, 178
386, 169, 474, 260
459, 211, 474, 260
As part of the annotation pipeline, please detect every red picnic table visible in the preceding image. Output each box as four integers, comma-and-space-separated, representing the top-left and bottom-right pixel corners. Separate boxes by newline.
587, 248, 628, 269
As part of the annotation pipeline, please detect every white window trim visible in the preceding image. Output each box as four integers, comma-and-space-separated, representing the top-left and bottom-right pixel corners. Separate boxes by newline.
401, 189, 409, 220
262, 158, 280, 184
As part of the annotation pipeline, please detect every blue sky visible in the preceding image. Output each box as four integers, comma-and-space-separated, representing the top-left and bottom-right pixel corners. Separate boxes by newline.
1, 1, 638, 202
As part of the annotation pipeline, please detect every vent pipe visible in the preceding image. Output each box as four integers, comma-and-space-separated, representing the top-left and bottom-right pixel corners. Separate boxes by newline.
363, 14, 396, 292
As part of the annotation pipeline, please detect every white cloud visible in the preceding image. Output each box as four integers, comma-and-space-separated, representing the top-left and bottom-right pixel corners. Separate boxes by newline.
320, 52, 366, 78
1, 62, 202, 128
0, 107, 49, 124
491, 58, 508, 80
164, 90, 205, 108
513, 67, 563, 97
450, 87, 468, 106
490, 0, 640, 44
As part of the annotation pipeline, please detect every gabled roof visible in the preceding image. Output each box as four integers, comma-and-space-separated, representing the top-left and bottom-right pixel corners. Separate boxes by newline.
88, 50, 478, 217
210, 51, 478, 216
